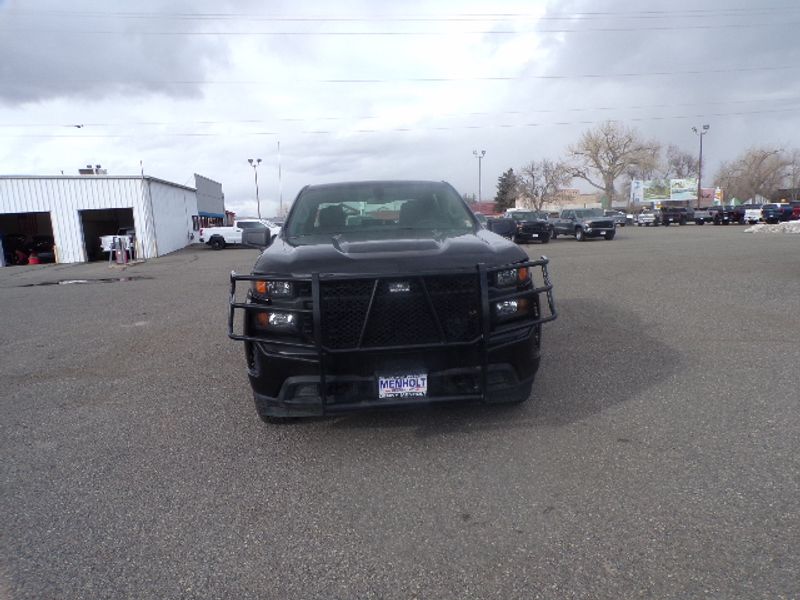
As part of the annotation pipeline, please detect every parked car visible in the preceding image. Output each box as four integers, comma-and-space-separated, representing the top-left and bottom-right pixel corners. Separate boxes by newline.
741, 204, 763, 224
694, 207, 713, 225
636, 210, 659, 227
199, 219, 280, 249
761, 203, 792, 224
552, 208, 616, 240
660, 206, 692, 226
710, 206, 736, 225
504, 210, 553, 244
29, 235, 56, 263
227, 180, 557, 422
604, 210, 627, 227
485, 217, 516, 239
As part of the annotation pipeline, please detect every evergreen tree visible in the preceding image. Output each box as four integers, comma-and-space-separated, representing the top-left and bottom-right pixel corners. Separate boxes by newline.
495, 168, 519, 212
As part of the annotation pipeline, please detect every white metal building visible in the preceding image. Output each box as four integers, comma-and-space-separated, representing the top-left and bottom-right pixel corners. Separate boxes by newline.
0, 174, 224, 264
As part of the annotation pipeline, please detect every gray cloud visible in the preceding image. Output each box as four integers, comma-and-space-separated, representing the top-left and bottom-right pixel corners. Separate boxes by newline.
0, 0, 233, 105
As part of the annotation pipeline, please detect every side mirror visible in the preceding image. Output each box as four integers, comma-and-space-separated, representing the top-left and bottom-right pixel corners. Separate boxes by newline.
242, 229, 271, 249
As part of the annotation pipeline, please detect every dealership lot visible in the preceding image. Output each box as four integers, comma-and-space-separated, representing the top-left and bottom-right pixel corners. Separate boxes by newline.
1, 226, 798, 598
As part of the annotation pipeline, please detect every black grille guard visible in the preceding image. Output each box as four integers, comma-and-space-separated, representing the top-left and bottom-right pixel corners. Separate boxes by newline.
229, 257, 556, 411
229, 257, 555, 350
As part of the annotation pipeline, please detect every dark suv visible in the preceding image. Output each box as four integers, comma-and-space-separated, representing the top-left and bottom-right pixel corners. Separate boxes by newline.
505, 210, 553, 244
228, 180, 557, 422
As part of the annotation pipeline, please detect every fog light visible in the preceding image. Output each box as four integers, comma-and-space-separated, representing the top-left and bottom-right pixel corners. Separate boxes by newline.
495, 300, 519, 316
255, 311, 298, 331
495, 298, 530, 317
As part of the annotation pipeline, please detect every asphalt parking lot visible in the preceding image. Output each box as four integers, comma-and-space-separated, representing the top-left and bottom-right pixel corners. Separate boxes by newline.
2, 225, 798, 599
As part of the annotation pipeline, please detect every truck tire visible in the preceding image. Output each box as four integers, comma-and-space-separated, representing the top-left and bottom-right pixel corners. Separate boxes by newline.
604, 230, 615, 240
575, 228, 585, 241
696, 219, 704, 225
209, 237, 225, 250
540, 232, 550, 244
679, 217, 687, 225
663, 221, 670, 227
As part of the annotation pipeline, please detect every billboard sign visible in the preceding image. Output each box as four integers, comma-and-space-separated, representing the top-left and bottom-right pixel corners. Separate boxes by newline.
670, 178, 698, 201
643, 178, 670, 202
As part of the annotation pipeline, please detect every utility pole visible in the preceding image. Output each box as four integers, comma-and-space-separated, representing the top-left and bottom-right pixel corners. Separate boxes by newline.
692, 125, 709, 208
248, 158, 262, 219
277, 141, 283, 217
473, 149, 486, 202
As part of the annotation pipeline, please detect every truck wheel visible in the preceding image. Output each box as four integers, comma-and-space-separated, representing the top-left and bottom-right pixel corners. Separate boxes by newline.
679, 218, 686, 225
539, 232, 550, 244
575, 228, 585, 241
604, 231, 615, 240
210, 237, 225, 250
696, 220, 704, 225
663, 221, 670, 227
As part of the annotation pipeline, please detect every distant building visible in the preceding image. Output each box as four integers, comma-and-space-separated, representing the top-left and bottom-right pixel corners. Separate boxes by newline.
469, 201, 497, 215
1, 171, 225, 264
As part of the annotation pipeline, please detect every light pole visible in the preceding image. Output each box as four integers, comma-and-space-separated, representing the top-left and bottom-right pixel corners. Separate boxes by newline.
473, 149, 486, 202
277, 141, 283, 217
248, 158, 262, 219
692, 125, 709, 208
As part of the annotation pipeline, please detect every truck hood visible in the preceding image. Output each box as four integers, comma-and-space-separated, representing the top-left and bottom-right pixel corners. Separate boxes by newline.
252, 229, 529, 276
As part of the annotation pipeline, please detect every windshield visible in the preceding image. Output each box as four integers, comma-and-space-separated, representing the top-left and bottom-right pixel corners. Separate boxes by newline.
575, 209, 604, 218
284, 181, 475, 242
509, 211, 547, 221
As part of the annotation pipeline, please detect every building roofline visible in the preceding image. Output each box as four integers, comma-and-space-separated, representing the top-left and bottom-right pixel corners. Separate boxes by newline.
0, 174, 196, 192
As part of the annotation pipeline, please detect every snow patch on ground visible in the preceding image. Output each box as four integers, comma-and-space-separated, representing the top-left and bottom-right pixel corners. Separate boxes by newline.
744, 222, 800, 234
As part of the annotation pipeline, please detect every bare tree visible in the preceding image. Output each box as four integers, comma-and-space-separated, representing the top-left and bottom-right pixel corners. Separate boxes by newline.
714, 147, 790, 202
663, 144, 699, 179
517, 159, 572, 210
783, 148, 800, 202
567, 121, 660, 208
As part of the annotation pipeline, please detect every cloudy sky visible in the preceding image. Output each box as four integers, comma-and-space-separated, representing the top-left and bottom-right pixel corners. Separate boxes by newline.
2, 0, 798, 217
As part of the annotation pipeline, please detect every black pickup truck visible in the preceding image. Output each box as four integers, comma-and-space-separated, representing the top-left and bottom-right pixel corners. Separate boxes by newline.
660, 206, 693, 226
504, 210, 553, 244
709, 205, 740, 225
228, 180, 557, 422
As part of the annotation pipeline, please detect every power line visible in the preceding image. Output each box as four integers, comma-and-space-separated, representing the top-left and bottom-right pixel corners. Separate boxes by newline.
2, 96, 797, 129
6, 64, 797, 87
5, 21, 798, 35
1, 105, 796, 139
9, 7, 800, 21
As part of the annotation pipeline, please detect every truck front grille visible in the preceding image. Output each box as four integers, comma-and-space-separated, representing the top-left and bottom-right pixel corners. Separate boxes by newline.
319, 274, 480, 349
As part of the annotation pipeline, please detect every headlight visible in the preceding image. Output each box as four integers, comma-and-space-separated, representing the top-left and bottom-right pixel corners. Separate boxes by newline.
495, 298, 530, 317
495, 267, 530, 287
252, 280, 294, 298
254, 311, 299, 332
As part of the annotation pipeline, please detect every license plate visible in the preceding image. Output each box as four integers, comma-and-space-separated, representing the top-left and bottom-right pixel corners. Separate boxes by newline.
530, 233, 538, 238
378, 374, 427, 399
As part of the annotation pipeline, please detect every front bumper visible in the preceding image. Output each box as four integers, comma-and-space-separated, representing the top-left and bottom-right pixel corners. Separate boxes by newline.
583, 227, 615, 237
229, 258, 557, 417
249, 339, 540, 417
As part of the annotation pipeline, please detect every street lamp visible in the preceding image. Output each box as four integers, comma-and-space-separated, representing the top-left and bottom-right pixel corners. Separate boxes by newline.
473, 149, 486, 202
692, 124, 710, 208
247, 158, 262, 219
